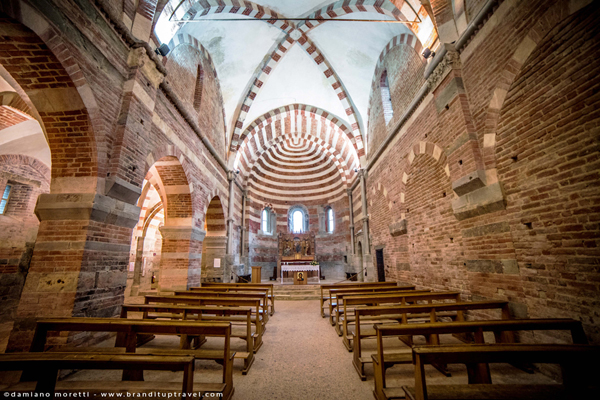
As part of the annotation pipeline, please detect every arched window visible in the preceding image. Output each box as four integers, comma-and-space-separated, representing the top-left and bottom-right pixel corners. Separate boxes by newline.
292, 210, 303, 233
326, 207, 335, 233
261, 207, 273, 234
380, 70, 393, 125
193, 64, 204, 111
288, 205, 308, 233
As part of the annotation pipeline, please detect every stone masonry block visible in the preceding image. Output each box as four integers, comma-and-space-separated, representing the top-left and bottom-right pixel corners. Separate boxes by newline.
452, 169, 487, 196
452, 182, 506, 220
388, 219, 407, 236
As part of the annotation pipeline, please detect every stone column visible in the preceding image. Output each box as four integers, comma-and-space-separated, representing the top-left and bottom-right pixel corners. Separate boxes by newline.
226, 171, 236, 254
158, 226, 205, 291
347, 189, 355, 254
359, 170, 375, 282
130, 236, 145, 296
240, 190, 247, 256
7, 192, 140, 352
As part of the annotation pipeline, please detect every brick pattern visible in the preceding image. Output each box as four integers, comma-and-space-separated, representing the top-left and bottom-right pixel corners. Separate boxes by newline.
0, 105, 30, 130
367, 34, 426, 154
235, 104, 360, 183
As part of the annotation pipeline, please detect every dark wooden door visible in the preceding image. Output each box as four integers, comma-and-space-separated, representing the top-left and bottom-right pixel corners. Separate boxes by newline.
375, 249, 385, 282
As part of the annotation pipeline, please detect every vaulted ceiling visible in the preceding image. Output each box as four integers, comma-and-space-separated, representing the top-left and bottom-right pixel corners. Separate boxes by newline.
155, 0, 436, 175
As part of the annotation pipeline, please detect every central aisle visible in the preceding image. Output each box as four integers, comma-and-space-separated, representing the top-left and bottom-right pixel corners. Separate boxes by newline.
234, 300, 373, 400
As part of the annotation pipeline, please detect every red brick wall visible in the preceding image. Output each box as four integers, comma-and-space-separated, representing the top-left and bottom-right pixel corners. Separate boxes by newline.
0, 154, 50, 326
366, 1, 600, 342
368, 43, 426, 155
165, 44, 227, 159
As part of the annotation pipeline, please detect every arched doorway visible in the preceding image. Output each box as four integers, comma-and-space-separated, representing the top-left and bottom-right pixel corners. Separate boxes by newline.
201, 196, 227, 282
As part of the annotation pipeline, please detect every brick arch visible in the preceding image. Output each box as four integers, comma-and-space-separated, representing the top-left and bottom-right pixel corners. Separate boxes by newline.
233, 104, 361, 173
368, 33, 425, 113
296, 0, 414, 34
246, 133, 350, 187
369, 181, 394, 211
481, 0, 585, 170
166, 34, 227, 135
398, 141, 449, 219
200, 188, 227, 225
204, 196, 226, 235
0, 6, 100, 185
228, 37, 365, 157
0, 154, 51, 185
165, 0, 294, 33
0, 91, 34, 120
149, 156, 193, 223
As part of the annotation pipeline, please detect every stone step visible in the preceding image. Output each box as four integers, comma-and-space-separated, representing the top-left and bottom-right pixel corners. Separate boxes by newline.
275, 294, 320, 301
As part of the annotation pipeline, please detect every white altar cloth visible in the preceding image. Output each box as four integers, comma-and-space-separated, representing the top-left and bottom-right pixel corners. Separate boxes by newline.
281, 264, 320, 283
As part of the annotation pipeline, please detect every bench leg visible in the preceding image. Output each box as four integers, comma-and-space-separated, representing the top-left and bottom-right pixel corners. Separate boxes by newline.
372, 356, 387, 400
35, 368, 58, 394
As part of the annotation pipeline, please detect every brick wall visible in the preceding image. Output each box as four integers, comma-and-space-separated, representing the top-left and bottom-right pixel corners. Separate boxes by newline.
366, 1, 600, 342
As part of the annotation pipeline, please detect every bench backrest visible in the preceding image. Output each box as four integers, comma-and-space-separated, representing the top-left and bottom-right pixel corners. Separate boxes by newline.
30, 318, 231, 353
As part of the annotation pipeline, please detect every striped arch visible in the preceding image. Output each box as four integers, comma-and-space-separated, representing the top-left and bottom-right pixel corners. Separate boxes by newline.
398, 141, 449, 219
229, 35, 365, 157
165, 0, 294, 33
233, 105, 361, 177
479, 0, 585, 171
367, 33, 425, 112
244, 132, 353, 186
296, 0, 415, 34
167, 33, 227, 133
200, 187, 227, 225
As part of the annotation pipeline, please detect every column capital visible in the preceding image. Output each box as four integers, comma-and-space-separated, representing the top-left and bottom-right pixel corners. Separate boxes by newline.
346, 188, 353, 197
227, 170, 237, 182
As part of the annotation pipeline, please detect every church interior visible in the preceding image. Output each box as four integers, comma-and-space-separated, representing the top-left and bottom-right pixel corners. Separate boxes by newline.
0, 0, 599, 399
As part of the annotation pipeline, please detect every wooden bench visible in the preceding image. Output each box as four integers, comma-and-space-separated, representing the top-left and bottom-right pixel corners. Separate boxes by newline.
328, 287, 421, 325
352, 300, 510, 379
332, 289, 429, 330
28, 318, 235, 400
372, 318, 589, 400
320, 282, 400, 318
197, 283, 275, 315
145, 295, 265, 349
403, 344, 600, 400
341, 292, 463, 349
0, 353, 197, 399
190, 286, 274, 316
174, 290, 269, 324
121, 304, 257, 374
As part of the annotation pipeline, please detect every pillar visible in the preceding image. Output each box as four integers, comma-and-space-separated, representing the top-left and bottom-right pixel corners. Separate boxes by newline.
358, 170, 375, 282
158, 226, 205, 291
6, 192, 140, 352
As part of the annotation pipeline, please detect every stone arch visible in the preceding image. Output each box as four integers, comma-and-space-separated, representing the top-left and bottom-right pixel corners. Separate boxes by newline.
166, 33, 227, 136
398, 141, 449, 219
369, 181, 394, 212
0, 6, 101, 191
481, 0, 589, 170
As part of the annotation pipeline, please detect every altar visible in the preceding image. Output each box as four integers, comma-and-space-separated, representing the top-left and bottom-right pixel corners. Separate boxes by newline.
277, 232, 319, 285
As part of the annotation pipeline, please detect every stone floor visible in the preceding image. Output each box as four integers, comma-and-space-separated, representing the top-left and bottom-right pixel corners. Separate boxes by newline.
62, 300, 557, 399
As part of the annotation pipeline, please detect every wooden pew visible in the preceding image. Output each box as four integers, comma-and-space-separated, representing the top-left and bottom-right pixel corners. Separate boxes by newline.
319, 282, 400, 318
372, 319, 589, 400
197, 283, 275, 315
352, 300, 510, 379
332, 289, 429, 330
145, 295, 265, 350
328, 287, 421, 325
190, 286, 275, 316
28, 318, 235, 400
174, 290, 269, 324
403, 344, 600, 400
121, 304, 257, 374
341, 292, 463, 349
0, 353, 196, 399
